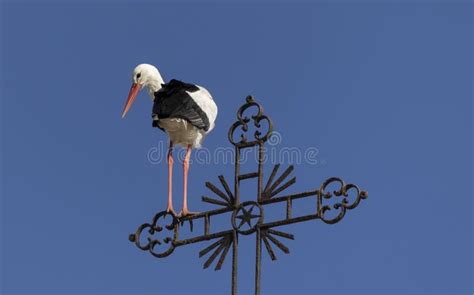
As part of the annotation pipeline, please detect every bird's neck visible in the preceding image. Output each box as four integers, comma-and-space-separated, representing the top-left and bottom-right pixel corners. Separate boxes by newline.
145, 73, 165, 99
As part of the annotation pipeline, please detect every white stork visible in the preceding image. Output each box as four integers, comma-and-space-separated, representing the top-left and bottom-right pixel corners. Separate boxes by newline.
121, 64, 218, 217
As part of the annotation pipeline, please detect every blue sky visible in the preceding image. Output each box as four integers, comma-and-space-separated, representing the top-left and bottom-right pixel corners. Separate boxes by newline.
1, 1, 472, 295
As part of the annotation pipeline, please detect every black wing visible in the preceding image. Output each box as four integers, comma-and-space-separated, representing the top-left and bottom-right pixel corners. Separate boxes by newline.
152, 79, 210, 131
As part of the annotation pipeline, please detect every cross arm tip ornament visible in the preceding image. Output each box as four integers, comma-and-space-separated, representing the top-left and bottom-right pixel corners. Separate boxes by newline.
317, 177, 368, 225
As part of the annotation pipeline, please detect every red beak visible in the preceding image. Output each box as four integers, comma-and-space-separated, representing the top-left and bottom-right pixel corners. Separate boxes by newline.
121, 83, 141, 118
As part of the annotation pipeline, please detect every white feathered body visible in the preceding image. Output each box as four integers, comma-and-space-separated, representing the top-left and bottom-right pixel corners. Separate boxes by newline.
157, 86, 217, 148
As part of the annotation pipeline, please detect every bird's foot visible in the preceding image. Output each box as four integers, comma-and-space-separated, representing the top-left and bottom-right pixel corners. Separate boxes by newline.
178, 208, 199, 217
166, 207, 178, 217
177, 209, 197, 232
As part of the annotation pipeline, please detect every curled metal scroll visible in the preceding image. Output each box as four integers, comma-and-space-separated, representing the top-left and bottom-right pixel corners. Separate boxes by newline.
317, 177, 368, 224
228, 96, 273, 146
128, 211, 178, 258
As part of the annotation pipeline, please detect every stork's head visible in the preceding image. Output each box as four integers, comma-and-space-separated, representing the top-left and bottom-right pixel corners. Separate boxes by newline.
121, 63, 164, 118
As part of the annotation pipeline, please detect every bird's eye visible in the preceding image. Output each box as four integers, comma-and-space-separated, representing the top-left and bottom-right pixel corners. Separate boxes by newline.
136, 73, 141, 79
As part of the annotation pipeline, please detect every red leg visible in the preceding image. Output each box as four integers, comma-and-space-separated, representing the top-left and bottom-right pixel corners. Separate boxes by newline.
180, 145, 195, 216
166, 142, 176, 216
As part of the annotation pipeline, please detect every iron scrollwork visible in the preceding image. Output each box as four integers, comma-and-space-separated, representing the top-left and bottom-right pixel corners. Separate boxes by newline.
129, 211, 178, 258
317, 177, 368, 225
228, 95, 273, 146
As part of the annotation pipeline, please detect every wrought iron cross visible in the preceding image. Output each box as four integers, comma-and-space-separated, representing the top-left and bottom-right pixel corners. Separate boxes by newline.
129, 96, 368, 294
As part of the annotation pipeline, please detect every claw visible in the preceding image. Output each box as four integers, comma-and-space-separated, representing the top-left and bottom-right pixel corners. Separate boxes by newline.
177, 210, 198, 232
178, 209, 199, 217
177, 216, 194, 232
